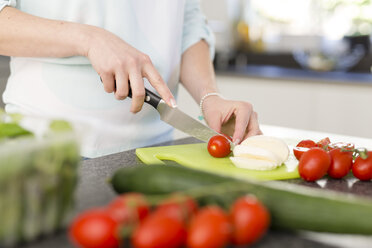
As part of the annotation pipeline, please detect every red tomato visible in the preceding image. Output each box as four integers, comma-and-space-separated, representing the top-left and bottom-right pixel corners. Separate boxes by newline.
107, 193, 150, 224
328, 142, 355, 152
352, 151, 372, 181
69, 208, 120, 248
328, 148, 353, 179
131, 212, 186, 248
298, 148, 331, 182
154, 194, 198, 222
317, 137, 331, 149
187, 206, 231, 248
230, 196, 270, 245
207, 135, 231, 158
293, 139, 317, 160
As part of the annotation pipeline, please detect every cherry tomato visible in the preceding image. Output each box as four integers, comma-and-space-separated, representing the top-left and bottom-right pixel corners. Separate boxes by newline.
131, 212, 186, 248
317, 137, 331, 149
187, 206, 231, 248
69, 208, 120, 248
352, 151, 372, 181
328, 148, 353, 179
299, 148, 331, 182
328, 142, 355, 152
293, 139, 317, 160
207, 135, 231, 158
230, 195, 270, 246
154, 193, 198, 222
107, 193, 150, 224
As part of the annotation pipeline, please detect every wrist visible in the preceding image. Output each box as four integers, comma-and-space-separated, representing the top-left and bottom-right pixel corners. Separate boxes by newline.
74, 24, 101, 57
197, 87, 218, 103
198, 92, 224, 120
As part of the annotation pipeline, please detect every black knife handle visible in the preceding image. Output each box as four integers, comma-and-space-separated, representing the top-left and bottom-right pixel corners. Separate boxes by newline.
128, 82, 162, 109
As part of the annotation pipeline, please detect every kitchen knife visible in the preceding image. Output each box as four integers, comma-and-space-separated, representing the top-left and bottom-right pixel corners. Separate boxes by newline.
128, 86, 219, 142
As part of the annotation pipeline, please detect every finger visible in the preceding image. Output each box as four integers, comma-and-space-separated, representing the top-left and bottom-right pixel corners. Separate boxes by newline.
205, 112, 222, 133
100, 72, 115, 93
128, 69, 145, 113
142, 62, 176, 108
243, 111, 263, 140
114, 72, 129, 100
232, 105, 252, 145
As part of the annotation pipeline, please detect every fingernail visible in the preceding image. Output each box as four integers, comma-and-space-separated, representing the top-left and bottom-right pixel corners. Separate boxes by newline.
170, 98, 177, 108
233, 139, 241, 145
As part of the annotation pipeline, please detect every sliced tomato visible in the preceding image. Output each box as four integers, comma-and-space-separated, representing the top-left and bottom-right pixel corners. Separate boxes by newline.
328, 142, 355, 152
293, 139, 317, 160
317, 137, 331, 149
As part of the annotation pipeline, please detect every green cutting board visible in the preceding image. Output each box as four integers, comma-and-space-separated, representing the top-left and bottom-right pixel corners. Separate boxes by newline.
136, 143, 300, 181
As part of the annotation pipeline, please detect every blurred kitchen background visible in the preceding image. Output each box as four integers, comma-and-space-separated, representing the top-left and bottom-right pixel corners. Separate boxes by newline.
1, 0, 372, 139
177, 0, 372, 139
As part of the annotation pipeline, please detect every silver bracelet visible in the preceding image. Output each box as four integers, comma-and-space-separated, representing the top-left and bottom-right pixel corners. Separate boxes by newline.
198, 92, 224, 120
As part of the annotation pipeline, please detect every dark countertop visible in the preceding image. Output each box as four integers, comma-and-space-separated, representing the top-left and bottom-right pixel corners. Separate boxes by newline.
215, 65, 372, 85
19, 137, 372, 248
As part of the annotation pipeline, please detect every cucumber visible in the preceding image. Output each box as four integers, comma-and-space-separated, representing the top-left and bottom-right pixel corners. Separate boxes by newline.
111, 164, 372, 235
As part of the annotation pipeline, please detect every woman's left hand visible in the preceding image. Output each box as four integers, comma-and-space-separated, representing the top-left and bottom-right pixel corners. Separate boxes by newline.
202, 95, 262, 145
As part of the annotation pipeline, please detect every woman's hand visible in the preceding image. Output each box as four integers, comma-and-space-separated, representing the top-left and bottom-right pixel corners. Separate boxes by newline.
202, 95, 262, 144
85, 27, 176, 113
0, 7, 175, 113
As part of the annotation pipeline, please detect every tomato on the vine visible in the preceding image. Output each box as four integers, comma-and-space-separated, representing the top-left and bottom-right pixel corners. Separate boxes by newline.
207, 135, 231, 158
154, 193, 198, 221
69, 208, 120, 248
293, 139, 317, 160
107, 192, 150, 224
352, 151, 372, 181
298, 148, 331, 182
131, 212, 186, 248
187, 206, 231, 248
230, 196, 270, 246
328, 148, 353, 179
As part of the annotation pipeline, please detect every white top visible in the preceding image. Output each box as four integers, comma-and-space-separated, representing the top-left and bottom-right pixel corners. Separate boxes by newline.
0, 0, 214, 158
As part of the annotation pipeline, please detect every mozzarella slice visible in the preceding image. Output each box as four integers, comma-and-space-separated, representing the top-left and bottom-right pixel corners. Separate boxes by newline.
241, 135, 289, 163
230, 157, 279, 171
233, 145, 281, 164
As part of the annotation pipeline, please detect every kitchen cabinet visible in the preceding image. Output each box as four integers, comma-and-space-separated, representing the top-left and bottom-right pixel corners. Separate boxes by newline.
175, 74, 372, 139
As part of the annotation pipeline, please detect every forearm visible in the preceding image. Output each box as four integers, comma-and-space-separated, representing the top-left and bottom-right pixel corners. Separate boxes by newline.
0, 7, 92, 57
180, 40, 218, 103
0, 6, 175, 110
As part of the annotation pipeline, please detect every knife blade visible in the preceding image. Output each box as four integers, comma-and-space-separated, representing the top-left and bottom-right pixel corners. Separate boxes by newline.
128, 86, 219, 142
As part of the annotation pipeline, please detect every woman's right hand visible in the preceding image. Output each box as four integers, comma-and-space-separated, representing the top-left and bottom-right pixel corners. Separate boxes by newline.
84, 27, 176, 113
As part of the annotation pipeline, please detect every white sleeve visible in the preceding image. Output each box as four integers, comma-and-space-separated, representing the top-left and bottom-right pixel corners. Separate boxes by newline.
0, 0, 16, 12
182, 0, 215, 60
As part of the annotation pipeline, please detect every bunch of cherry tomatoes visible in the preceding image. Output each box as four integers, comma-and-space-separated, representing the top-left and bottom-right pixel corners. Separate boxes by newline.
294, 137, 372, 181
69, 193, 270, 248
